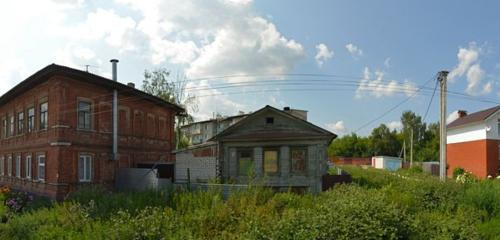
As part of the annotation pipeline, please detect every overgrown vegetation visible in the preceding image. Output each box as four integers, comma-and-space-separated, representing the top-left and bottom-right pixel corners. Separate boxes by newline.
1, 168, 500, 239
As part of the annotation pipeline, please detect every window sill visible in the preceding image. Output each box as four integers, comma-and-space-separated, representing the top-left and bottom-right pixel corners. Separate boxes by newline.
76, 128, 95, 133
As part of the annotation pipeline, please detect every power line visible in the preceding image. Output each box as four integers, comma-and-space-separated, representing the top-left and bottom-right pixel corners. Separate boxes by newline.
422, 80, 439, 123
353, 74, 437, 133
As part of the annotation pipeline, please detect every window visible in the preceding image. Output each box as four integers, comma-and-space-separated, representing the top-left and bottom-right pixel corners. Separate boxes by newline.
7, 156, 12, 176
40, 102, 48, 130
25, 155, 32, 179
15, 155, 21, 178
263, 148, 279, 175
266, 117, 274, 124
0, 157, 4, 176
17, 112, 24, 134
9, 115, 14, 136
78, 101, 92, 130
37, 155, 45, 181
27, 107, 35, 132
79, 154, 92, 182
290, 147, 307, 174
238, 149, 254, 176
2, 118, 6, 138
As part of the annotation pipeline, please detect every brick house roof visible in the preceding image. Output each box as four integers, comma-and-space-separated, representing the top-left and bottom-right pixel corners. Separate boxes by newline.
447, 105, 500, 129
0, 64, 185, 113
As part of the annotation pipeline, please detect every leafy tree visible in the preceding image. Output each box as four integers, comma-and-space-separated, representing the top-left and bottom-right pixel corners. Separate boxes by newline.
142, 68, 197, 149
369, 124, 401, 156
328, 133, 371, 158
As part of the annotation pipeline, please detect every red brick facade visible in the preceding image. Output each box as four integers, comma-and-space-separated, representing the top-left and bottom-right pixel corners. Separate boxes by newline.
447, 139, 500, 178
0, 65, 181, 199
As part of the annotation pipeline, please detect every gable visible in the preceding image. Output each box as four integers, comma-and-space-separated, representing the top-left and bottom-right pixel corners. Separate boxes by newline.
213, 106, 336, 142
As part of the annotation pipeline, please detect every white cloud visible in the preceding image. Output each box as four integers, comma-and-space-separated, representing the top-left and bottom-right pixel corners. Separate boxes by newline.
115, 0, 305, 79
326, 121, 345, 134
449, 42, 493, 96
315, 43, 333, 67
185, 80, 246, 120
345, 43, 363, 58
73, 46, 96, 60
386, 121, 402, 131
446, 110, 459, 124
384, 57, 391, 68
356, 67, 417, 98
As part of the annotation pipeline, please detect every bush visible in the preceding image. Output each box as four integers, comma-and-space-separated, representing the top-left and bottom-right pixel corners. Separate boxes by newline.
453, 167, 465, 179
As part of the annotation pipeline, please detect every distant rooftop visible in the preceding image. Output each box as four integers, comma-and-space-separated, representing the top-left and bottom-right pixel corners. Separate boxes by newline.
448, 105, 500, 129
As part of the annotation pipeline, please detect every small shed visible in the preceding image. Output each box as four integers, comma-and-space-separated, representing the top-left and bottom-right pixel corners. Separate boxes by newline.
371, 156, 403, 171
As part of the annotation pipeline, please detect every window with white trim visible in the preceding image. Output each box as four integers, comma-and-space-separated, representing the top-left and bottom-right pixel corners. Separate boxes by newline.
79, 154, 92, 182
37, 155, 45, 181
15, 155, 21, 178
7, 156, 12, 176
25, 155, 32, 179
0, 157, 4, 176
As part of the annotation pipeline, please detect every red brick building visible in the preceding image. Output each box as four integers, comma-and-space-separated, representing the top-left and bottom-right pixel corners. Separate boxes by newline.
0, 63, 183, 199
447, 106, 500, 178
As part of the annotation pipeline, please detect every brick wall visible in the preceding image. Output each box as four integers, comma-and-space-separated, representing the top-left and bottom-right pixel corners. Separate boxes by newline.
447, 139, 489, 178
0, 74, 178, 199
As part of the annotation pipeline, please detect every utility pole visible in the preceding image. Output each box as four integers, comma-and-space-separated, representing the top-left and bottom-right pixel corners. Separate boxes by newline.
438, 71, 449, 181
403, 139, 406, 164
410, 129, 413, 167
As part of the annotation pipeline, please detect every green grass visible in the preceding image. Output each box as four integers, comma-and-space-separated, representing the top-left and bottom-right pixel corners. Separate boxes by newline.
0, 168, 499, 239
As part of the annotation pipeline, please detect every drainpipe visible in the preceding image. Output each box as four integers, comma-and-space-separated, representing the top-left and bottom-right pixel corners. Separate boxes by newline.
111, 59, 119, 161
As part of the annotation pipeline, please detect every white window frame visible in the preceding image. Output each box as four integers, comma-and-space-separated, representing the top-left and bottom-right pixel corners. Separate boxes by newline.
15, 155, 21, 178
25, 155, 32, 179
7, 155, 12, 176
0, 157, 4, 176
37, 154, 45, 181
78, 154, 92, 182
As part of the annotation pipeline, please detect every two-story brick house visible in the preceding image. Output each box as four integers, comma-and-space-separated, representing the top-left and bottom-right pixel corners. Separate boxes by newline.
0, 62, 183, 199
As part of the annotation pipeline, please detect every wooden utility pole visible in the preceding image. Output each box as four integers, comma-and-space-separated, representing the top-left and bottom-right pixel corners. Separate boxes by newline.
438, 71, 449, 181
410, 129, 414, 167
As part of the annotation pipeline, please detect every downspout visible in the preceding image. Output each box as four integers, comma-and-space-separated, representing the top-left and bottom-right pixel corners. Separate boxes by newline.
111, 59, 119, 161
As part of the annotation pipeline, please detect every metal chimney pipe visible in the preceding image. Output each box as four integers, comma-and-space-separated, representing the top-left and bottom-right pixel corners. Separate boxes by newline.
110, 59, 119, 81
110, 59, 119, 160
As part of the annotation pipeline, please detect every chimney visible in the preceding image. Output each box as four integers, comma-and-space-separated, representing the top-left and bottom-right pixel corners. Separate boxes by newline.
458, 110, 467, 118
110, 59, 119, 81
283, 106, 291, 111
110, 59, 119, 160
127, 82, 135, 88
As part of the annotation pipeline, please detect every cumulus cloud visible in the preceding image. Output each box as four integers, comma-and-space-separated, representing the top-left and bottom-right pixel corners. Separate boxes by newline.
185, 80, 246, 120
345, 43, 363, 58
326, 121, 345, 135
449, 42, 492, 96
356, 67, 417, 98
315, 43, 333, 67
386, 121, 403, 131
116, 0, 305, 79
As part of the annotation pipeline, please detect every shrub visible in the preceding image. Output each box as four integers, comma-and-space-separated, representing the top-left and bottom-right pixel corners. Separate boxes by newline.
453, 167, 465, 179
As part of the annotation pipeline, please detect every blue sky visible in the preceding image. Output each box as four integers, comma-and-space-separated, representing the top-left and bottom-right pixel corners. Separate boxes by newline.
1, 0, 499, 136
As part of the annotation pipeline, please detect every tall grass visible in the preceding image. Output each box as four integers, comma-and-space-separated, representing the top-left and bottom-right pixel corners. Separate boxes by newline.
1, 167, 500, 239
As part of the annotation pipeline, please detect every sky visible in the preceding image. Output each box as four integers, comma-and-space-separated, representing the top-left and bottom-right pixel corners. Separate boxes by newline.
1, 0, 499, 136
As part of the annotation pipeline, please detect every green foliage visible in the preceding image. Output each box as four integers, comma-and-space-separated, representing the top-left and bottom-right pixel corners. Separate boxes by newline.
328, 133, 371, 157
2, 169, 500, 239
453, 167, 466, 179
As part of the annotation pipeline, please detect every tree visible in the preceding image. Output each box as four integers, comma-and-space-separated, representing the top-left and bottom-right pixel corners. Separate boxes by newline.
142, 68, 197, 149
327, 133, 371, 158
369, 124, 401, 156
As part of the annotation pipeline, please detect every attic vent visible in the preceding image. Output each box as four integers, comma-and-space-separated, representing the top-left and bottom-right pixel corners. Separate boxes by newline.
266, 117, 274, 124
